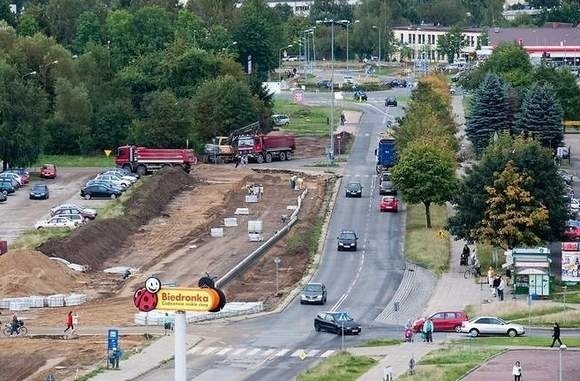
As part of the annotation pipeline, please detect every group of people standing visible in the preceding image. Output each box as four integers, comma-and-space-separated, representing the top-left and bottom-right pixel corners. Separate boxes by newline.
487, 267, 508, 301
233, 155, 248, 168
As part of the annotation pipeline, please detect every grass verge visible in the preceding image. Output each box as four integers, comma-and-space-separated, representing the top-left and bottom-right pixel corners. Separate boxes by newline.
11, 228, 72, 250
515, 309, 580, 328
357, 338, 402, 347
498, 306, 569, 321
97, 180, 145, 219
405, 204, 449, 276
33, 154, 115, 168
297, 352, 376, 381
453, 336, 580, 348
274, 100, 341, 137
398, 346, 501, 381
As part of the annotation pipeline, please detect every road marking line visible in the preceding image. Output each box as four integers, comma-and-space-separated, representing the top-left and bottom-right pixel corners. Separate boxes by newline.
364, 133, 370, 137
320, 350, 335, 358
331, 293, 347, 312
291, 349, 305, 357
216, 348, 233, 356
307, 349, 321, 357
188, 346, 203, 354
231, 348, 248, 356
273, 349, 290, 357
246, 348, 261, 356
201, 347, 218, 355
261, 349, 276, 357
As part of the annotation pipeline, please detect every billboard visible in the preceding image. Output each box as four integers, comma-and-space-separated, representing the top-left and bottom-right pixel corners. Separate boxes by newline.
562, 251, 580, 282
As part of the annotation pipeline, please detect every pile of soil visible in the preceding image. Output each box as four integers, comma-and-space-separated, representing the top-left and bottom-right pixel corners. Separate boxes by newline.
38, 168, 196, 270
0, 249, 82, 296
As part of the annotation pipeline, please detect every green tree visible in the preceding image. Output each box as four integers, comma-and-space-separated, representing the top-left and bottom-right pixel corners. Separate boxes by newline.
73, 11, 103, 54
46, 0, 92, 47
133, 6, 172, 56
532, 65, 580, 120
191, 75, 260, 140
394, 104, 457, 153
106, 9, 137, 69
91, 99, 135, 151
465, 73, 513, 154
199, 24, 235, 53
418, 0, 466, 26
186, 0, 237, 27
463, 0, 504, 26
0, 60, 48, 168
234, 0, 282, 79
309, 0, 353, 23
474, 161, 549, 249
391, 142, 457, 228
436, 26, 465, 64
515, 83, 564, 149
447, 133, 568, 243
0, 0, 15, 26
174, 9, 204, 47
131, 90, 194, 148
16, 13, 40, 36
540, 0, 580, 25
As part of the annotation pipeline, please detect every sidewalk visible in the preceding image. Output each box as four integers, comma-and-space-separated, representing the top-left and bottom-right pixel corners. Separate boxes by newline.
87, 334, 201, 381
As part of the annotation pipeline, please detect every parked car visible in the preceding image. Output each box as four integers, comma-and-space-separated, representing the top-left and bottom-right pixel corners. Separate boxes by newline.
0, 172, 23, 186
101, 170, 138, 183
0, 190, 6, 203
35, 216, 77, 230
345, 182, 363, 198
569, 198, 580, 213
379, 180, 397, 195
300, 283, 327, 305
567, 220, 580, 227
56, 213, 85, 227
413, 311, 468, 333
40, 164, 57, 179
564, 225, 580, 241
85, 180, 124, 193
81, 184, 123, 200
50, 204, 98, 220
337, 230, 358, 251
389, 79, 407, 88
379, 171, 391, 184
460, 316, 525, 337
379, 196, 398, 212
353, 90, 367, 101
272, 114, 290, 127
559, 169, 574, 185
0, 177, 20, 190
314, 312, 361, 335
0, 181, 16, 194
317, 80, 333, 89
5, 168, 29, 184
95, 174, 131, 188
29, 184, 49, 200
385, 97, 398, 107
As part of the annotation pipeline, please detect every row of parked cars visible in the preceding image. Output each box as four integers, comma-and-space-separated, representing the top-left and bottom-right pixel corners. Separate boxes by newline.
560, 169, 580, 242
80, 168, 139, 200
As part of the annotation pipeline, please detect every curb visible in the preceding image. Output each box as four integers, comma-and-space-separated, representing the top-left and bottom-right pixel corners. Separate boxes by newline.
457, 348, 508, 380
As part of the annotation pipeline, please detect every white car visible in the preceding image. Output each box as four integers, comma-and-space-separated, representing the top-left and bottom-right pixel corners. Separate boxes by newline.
570, 198, 579, 212
460, 316, 525, 337
272, 114, 290, 126
0, 172, 23, 185
95, 174, 131, 188
35, 216, 78, 230
101, 170, 138, 183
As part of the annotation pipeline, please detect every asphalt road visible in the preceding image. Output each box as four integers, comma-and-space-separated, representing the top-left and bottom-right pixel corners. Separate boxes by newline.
140, 91, 413, 381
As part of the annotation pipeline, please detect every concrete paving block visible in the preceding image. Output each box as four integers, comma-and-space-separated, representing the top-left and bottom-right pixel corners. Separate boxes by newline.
210, 228, 224, 237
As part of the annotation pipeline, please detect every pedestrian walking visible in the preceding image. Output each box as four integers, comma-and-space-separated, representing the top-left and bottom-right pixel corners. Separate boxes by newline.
290, 175, 297, 190
72, 312, 79, 333
10, 313, 19, 336
550, 322, 563, 347
234, 155, 240, 168
512, 361, 522, 381
487, 266, 495, 288
64, 311, 74, 333
242, 155, 248, 167
492, 275, 501, 297
163, 313, 172, 335
423, 318, 434, 343
497, 276, 506, 301
460, 244, 470, 266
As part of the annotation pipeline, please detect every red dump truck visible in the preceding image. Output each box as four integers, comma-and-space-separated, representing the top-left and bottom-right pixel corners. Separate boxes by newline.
236, 133, 296, 163
115, 145, 197, 175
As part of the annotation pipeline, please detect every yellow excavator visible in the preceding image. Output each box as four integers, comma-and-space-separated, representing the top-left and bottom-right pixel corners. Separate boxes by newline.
204, 122, 261, 164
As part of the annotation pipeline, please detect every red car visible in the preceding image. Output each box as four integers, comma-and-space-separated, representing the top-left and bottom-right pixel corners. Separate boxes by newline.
379, 196, 398, 212
40, 164, 57, 179
412, 311, 468, 333
564, 226, 580, 242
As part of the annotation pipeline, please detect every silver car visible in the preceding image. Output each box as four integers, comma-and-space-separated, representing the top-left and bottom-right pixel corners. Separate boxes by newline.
272, 114, 290, 126
300, 283, 327, 305
460, 316, 525, 337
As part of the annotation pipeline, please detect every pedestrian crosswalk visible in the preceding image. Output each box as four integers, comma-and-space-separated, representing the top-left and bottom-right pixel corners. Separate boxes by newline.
187, 345, 336, 359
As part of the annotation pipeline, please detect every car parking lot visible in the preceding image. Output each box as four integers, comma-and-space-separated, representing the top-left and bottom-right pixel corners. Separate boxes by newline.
0, 168, 109, 243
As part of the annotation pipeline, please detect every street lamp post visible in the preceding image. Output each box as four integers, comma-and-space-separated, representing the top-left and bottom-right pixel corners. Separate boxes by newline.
274, 257, 281, 295
279, 44, 293, 71
338, 20, 359, 73
316, 19, 336, 164
372, 25, 382, 63
559, 344, 567, 381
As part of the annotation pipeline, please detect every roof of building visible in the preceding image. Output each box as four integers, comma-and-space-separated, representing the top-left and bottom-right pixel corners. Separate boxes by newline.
392, 25, 483, 33
489, 26, 580, 47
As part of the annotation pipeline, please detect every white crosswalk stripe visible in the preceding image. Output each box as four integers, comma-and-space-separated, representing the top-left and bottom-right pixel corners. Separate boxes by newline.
306, 349, 320, 357
216, 348, 233, 356
261, 349, 276, 357
231, 348, 248, 356
290, 349, 305, 357
201, 347, 218, 355
187, 346, 331, 358
246, 348, 261, 356
273, 349, 290, 357
320, 350, 336, 358
188, 346, 203, 354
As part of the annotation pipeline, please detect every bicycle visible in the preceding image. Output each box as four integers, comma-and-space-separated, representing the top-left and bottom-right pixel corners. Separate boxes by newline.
3, 322, 28, 336
463, 265, 481, 279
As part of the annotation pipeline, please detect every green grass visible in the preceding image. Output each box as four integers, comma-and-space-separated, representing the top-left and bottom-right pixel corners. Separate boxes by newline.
32, 154, 114, 168
518, 309, 580, 328
475, 242, 497, 272
274, 100, 341, 137
76, 367, 106, 381
297, 352, 376, 381
405, 204, 449, 276
462, 93, 474, 118
357, 338, 402, 347
498, 306, 569, 321
97, 179, 145, 219
553, 291, 580, 304
398, 346, 502, 381
11, 228, 72, 250
454, 336, 580, 348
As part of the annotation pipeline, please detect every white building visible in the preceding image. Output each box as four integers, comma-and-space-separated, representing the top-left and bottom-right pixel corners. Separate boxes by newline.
392, 25, 484, 63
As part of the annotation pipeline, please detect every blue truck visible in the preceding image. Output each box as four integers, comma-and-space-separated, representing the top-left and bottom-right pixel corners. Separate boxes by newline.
375, 136, 396, 174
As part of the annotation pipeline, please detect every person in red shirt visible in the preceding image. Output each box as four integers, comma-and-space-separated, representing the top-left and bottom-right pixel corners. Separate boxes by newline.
64, 311, 74, 333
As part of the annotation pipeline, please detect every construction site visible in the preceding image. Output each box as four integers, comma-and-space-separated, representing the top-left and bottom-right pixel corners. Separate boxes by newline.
0, 165, 333, 380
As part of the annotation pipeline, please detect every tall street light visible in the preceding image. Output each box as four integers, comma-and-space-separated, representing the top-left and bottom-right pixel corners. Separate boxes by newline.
372, 25, 381, 63
337, 20, 359, 73
560, 344, 567, 381
279, 44, 293, 70
316, 18, 337, 164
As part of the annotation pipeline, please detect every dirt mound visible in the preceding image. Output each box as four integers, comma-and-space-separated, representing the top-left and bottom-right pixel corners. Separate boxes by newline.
0, 249, 82, 296
38, 168, 196, 270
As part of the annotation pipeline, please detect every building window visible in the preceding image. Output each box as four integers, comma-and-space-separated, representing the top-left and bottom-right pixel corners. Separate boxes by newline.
400, 33, 404, 43
412, 34, 415, 44
408, 34, 411, 43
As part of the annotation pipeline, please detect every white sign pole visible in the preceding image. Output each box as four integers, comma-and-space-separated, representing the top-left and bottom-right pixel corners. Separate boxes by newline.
175, 311, 186, 381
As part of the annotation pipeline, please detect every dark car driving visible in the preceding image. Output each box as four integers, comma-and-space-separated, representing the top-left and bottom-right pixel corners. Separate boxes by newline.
345, 182, 363, 198
29, 184, 49, 200
353, 90, 367, 101
300, 283, 327, 305
389, 79, 407, 88
385, 97, 398, 107
81, 184, 122, 200
379, 180, 397, 195
314, 312, 361, 335
337, 230, 358, 251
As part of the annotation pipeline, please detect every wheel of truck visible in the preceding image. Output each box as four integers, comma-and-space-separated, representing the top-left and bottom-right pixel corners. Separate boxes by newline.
286, 152, 292, 161
279, 152, 287, 161
122, 164, 132, 173
136, 165, 147, 176
256, 155, 265, 164
265, 153, 273, 163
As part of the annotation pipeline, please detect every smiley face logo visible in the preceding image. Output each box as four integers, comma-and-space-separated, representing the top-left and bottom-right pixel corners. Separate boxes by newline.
145, 277, 161, 294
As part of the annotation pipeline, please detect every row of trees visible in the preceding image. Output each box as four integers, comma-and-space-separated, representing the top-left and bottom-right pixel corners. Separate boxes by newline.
391, 75, 458, 228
